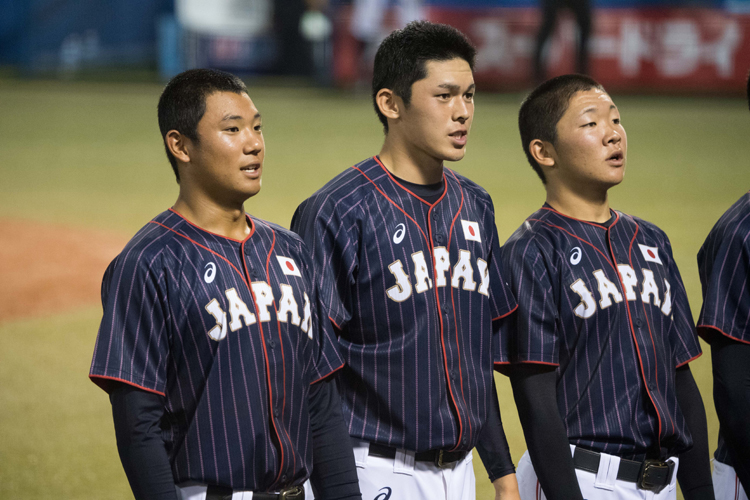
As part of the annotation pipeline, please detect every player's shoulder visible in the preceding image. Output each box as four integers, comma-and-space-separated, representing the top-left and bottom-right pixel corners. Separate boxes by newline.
252, 217, 306, 250
502, 207, 554, 257
297, 157, 382, 214
710, 190, 750, 237
618, 211, 671, 244
445, 168, 493, 204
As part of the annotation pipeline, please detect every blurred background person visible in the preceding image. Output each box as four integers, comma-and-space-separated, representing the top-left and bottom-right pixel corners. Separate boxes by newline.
532, 0, 592, 84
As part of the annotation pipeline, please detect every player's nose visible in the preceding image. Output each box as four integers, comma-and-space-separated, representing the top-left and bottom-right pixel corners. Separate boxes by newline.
604, 126, 621, 145
244, 129, 264, 155
453, 99, 471, 123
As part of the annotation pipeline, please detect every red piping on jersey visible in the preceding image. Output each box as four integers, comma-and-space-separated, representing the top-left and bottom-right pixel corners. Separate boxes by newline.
676, 352, 702, 368
507, 359, 560, 367
168, 207, 256, 242
444, 170, 472, 447
607, 222, 664, 451
89, 374, 166, 397
351, 164, 430, 247
528, 219, 618, 273
263, 226, 297, 477
240, 236, 286, 487
493, 304, 519, 322
373, 156, 449, 208
696, 324, 750, 345
149, 221, 250, 288
539, 205, 619, 230
328, 316, 342, 331
310, 362, 346, 385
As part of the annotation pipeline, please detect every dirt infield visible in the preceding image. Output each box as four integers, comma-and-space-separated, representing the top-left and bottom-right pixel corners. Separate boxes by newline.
0, 218, 128, 322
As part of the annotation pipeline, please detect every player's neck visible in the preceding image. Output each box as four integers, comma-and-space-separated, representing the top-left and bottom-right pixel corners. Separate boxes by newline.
379, 138, 443, 185
545, 183, 612, 223
173, 192, 251, 241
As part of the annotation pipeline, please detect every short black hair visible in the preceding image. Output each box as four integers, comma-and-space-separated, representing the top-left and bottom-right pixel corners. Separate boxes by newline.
518, 74, 606, 183
372, 21, 476, 133
157, 68, 248, 181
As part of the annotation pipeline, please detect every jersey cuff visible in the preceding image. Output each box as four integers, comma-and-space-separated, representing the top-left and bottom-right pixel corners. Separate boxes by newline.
492, 303, 519, 322
675, 352, 702, 368
309, 362, 345, 385
89, 374, 166, 397
696, 323, 750, 345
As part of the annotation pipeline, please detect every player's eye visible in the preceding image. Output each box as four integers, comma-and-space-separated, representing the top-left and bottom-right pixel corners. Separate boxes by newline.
464, 92, 474, 100
437, 93, 450, 100
613, 118, 621, 125
226, 126, 240, 132
254, 124, 263, 131
583, 122, 596, 127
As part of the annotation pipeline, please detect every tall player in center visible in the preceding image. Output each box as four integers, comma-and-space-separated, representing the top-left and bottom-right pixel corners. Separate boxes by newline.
292, 21, 521, 500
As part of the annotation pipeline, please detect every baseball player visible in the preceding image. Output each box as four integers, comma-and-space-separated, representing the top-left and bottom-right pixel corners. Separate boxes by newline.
501, 74, 714, 500
291, 21, 521, 500
695, 75, 750, 500
89, 69, 361, 500
697, 188, 750, 500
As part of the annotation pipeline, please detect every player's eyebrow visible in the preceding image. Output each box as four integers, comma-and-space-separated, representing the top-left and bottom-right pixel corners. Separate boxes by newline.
581, 104, 617, 115
437, 83, 475, 92
220, 112, 261, 122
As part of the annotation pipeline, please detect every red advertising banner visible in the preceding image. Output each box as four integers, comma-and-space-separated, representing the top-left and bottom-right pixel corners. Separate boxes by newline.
332, 6, 750, 93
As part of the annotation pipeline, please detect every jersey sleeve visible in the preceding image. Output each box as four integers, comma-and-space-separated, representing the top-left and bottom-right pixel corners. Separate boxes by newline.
291, 197, 358, 331
662, 237, 702, 367
89, 250, 171, 396
298, 244, 345, 384
500, 235, 560, 366
697, 228, 750, 344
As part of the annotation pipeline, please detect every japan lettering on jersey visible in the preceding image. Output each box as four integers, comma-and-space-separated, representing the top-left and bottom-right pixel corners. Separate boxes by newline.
500, 206, 702, 456
291, 156, 517, 453
89, 209, 343, 491
697, 190, 750, 464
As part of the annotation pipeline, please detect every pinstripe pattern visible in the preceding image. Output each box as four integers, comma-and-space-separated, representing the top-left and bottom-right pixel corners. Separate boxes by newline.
697, 190, 750, 465
89, 209, 343, 491
291, 156, 517, 453
501, 206, 702, 457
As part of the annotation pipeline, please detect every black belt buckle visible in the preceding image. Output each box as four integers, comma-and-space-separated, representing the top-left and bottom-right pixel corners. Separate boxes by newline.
279, 485, 304, 500
637, 459, 672, 493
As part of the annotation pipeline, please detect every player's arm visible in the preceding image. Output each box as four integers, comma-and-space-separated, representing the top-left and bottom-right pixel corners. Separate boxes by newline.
307, 376, 362, 500
110, 383, 178, 500
475, 379, 520, 500
674, 365, 715, 500
510, 364, 585, 500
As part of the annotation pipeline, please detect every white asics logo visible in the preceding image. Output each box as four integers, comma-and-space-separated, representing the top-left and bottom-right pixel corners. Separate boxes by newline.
570, 247, 582, 265
393, 224, 406, 244
204, 262, 217, 283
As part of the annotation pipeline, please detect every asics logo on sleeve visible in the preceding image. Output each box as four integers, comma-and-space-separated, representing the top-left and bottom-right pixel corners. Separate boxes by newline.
393, 224, 406, 244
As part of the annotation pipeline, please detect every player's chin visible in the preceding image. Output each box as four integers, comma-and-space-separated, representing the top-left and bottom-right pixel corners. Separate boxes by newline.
444, 148, 467, 162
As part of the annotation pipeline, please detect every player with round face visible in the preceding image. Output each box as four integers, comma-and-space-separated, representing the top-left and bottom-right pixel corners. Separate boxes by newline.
502, 74, 714, 500
695, 76, 750, 500
292, 21, 520, 500
89, 68, 360, 500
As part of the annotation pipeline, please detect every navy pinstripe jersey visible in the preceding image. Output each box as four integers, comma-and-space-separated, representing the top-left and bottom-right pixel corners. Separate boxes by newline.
89, 209, 343, 491
290, 156, 517, 453
500, 206, 702, 457
697, 190, 750, 464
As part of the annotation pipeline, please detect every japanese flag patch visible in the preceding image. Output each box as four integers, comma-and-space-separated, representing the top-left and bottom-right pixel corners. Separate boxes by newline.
638, 244, 662, 265
461, 220, 481, 242
277, 256, 302, 277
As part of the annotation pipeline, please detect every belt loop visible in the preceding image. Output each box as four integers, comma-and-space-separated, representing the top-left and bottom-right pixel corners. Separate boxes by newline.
351, 438, 370, 467
393, 448, 416, 475
668, 457, 680, 492
594, 452, 619, 491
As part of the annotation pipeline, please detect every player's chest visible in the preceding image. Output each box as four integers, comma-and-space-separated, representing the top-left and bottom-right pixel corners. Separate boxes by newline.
358, 202, 490, 303
557, 235, 673, 320
170, 246, 314, 343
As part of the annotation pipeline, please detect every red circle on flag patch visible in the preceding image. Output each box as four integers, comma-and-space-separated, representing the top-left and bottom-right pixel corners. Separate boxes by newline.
647, 250, 655, 258
469, 226, 475, 236
286, 261, 294, 271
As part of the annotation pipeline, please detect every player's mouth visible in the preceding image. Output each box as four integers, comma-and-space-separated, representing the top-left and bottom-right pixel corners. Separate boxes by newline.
606, 151, 624, 166
449, 130, 468, 147
241, 163, 262, 178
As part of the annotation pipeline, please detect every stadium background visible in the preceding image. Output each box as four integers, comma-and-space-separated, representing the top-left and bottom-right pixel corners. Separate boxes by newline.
1, 0, 749, 498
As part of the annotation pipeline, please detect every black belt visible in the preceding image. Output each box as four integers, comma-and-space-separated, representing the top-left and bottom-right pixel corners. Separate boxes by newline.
206, 484, 304, 500
573, 447, 675, 493
368, 442, 467, 468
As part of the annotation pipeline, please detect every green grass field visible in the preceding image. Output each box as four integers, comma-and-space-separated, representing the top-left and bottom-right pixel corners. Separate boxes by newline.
0, 77, 748, 499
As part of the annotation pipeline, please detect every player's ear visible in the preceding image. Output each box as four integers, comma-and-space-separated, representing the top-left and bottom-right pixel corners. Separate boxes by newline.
529, 139, 556, 169
376, 88, 401, 122
165, 130, 191, 164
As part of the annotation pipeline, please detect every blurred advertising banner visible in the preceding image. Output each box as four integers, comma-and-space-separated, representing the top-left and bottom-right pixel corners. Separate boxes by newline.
333, 5, 750, 93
